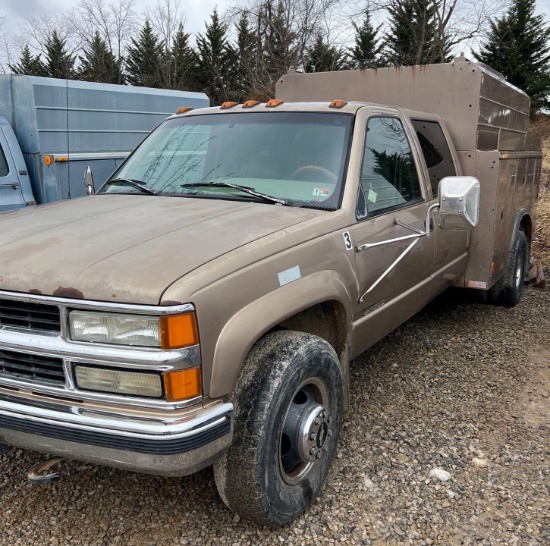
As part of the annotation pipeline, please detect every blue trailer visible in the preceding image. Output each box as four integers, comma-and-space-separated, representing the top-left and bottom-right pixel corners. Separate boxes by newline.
0, 75, 208, 211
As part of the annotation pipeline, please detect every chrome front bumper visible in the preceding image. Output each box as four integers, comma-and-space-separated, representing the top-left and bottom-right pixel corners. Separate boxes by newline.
0, 292, 233, 475
0, 393, 233, 476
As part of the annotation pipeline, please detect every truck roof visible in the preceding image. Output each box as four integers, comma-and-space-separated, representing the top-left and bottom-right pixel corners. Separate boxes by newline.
168, 101, 443, 123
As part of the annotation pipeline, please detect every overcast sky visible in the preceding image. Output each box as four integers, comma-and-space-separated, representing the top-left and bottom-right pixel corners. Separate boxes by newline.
1, 0, 249, 37
2, 0, 550, 59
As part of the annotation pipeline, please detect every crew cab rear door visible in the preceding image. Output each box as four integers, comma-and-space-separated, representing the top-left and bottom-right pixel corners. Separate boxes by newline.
347, 113, 435, 355
410, 118, 468, 275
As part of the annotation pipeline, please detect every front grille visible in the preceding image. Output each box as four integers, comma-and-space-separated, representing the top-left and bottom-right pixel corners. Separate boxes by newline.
0, 349, 65, 385
0, 299, 61, 333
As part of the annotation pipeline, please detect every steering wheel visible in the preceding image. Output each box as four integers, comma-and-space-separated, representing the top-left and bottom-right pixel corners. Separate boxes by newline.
289, 165, 337, 183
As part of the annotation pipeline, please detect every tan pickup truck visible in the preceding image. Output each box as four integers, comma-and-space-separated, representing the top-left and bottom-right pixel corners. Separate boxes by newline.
0, 57, 541, 525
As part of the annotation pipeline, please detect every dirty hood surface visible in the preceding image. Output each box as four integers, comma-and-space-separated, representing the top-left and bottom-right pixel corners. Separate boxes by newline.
0, 195, 321, 304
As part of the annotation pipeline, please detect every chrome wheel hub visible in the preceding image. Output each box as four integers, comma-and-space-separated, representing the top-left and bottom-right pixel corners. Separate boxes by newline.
279, 379, 331, 485
298, 405, 331, 462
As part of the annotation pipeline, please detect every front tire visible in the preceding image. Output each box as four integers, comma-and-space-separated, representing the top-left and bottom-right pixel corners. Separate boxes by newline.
214, 331, 343, 526
490, 230, 527, 307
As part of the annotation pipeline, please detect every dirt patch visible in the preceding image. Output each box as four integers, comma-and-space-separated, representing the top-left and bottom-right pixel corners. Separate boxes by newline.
523, 346, 550, 428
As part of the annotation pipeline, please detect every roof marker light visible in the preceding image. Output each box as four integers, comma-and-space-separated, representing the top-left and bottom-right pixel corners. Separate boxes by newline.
176, 106, 193, 114
329, 100, 347, 109
221, 101, 238, 109
243, 100, 260, 108
266, 99, 284, 108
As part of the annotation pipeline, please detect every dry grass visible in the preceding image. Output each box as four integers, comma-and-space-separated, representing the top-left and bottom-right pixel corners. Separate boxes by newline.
533, 183, 550, 266
529, 115, 550, 267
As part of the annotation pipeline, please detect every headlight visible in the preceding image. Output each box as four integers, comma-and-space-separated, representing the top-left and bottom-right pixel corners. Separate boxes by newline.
75, 366, 163, 397
69, 311, 198, 349
73, 365, 202, 401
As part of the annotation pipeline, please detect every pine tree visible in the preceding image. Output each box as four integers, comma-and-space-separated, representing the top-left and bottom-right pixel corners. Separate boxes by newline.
9, 45, 47, 76
169, 24, 196, 90
125, 20, 164, 88
194, 9, 236, 105
384, 0, 451, 66
304, 34, 346, 73
233, 12, 257, 101
79, 32, 124, 84
348, 12, 383, 69
473, 0, 550, 115
43, 30, 76, 79
261, 1, 297, 80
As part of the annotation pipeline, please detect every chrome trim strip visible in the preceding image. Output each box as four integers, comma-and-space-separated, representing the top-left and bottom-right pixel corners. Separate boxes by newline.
0, 380, 201, 410
0, 290, 194, 315
0, 329, 200, 369
0, 396, 232, 438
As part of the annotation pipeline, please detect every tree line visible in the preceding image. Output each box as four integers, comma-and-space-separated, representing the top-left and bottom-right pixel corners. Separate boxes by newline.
5, 0, 550, 113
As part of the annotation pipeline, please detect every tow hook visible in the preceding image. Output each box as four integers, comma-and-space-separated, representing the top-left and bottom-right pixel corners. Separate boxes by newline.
27, 457, 66, 485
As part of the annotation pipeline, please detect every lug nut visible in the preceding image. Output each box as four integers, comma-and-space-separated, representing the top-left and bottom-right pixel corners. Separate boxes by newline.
328, 430, 332, 437
309, 432, 316, 441
310, 447, 317, 456
327, 416, 332, 423
315, 451, 322, 459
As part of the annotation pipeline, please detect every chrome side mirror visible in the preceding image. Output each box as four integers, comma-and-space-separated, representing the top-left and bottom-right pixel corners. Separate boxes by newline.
438, 176, 480, 231
84, 166, 95, 196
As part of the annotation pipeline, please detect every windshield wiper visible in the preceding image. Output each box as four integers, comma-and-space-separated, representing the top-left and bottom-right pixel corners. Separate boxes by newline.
106, 178, 160, 196
181, 181, 292, 206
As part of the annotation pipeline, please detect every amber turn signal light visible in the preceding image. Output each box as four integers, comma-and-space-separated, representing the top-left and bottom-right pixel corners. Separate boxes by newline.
160, 313, 199, 349
164, 367, 202, 402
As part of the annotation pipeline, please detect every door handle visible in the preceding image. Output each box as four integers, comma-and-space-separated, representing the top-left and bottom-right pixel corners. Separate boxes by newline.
0, 183, 19, 189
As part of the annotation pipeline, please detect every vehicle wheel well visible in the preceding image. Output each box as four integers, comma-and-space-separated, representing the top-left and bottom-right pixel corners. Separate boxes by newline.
519, 214, 532, 239
275, 301, 348, 358
519, 214, 533, 257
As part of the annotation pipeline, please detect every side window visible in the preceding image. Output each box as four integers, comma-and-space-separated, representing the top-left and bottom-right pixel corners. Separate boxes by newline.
358, 117, 422, 218
0, 144, 9, 178
411, 119, 456, 198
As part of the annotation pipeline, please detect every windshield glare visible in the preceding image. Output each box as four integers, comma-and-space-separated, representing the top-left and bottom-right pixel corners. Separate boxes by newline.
102, 112, 353, 208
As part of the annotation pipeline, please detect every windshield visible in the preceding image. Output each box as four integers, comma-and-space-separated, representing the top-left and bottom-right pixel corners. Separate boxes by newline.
100, 112, 353, 209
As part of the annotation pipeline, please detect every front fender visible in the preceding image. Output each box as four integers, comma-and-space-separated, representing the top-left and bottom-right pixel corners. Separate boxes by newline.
209, 270, 352, 398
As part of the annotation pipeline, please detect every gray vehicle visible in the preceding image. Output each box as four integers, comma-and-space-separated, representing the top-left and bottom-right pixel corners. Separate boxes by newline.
0, 74, 208, 210
0, 57, 541, 525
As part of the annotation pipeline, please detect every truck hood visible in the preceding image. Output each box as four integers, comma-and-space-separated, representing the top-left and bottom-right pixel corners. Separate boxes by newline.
0, 195, 323, 304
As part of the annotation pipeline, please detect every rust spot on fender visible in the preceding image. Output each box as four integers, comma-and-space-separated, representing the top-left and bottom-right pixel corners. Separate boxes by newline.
29, 289, 43, 295
160, 299, 183, 306
53, 286, 84, 299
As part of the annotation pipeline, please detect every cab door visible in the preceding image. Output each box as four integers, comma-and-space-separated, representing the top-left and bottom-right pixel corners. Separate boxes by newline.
0, 127, 27, 211
347, 115, 435, 356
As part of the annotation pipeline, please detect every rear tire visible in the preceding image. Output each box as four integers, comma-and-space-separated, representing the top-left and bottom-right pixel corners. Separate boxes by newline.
214, 331, 343, 526
490, 231, 527, 307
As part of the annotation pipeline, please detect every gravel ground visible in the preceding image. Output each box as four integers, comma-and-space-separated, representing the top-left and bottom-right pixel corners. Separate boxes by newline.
0, 287, 548, 545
